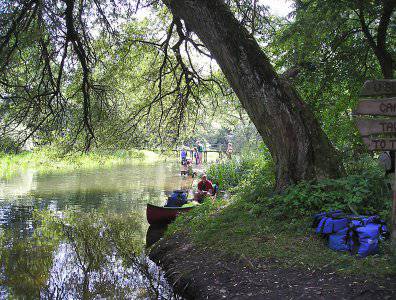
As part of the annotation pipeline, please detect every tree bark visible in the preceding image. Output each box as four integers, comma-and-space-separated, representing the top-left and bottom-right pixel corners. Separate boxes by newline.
163, 0, 344, 191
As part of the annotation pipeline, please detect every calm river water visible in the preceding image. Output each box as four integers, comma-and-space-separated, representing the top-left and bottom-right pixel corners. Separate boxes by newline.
0, 162, 194, 299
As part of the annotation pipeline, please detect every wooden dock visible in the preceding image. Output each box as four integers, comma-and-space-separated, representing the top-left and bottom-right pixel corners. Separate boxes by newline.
172, 148, 225, 162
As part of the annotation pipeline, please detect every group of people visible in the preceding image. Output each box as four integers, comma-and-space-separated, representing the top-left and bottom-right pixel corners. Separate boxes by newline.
180, 141, 233, 166
180, 141, 205, 166
171, 141, 232, 205
165, 173, 217, 206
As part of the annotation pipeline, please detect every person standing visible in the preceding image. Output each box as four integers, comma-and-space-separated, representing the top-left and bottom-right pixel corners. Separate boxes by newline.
193, 147, 199, 165
226, 142, 233, 159
197, 141, 204, 165
189, 145, 194, 159
181, 148, 187, 165
180, 147, 188, 175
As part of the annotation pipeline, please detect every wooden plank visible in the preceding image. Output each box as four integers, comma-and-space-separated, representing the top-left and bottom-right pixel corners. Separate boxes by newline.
362, 137, 396, 151
360, 80, 396, 97
355, 118, 396, 135
353, 97, 396, 116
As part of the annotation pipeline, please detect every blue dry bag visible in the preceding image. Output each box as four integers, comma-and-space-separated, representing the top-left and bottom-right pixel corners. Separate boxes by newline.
348, 218, 389, 257
315, 212, 390, 257
166, 190, 187, 207
328, 227, 350, 252
315, 212, 349, 235
312, 210, 343, 228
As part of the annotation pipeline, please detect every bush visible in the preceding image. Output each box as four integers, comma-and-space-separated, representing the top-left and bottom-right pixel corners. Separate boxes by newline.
208, 154, 391, 222
0, 136, 21, 154
207, 151, 273, 190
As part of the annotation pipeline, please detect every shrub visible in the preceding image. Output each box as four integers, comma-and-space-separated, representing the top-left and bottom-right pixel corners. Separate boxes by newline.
207, 151, 273, 190
0, 136, 21, 154
208, 154, 391, 222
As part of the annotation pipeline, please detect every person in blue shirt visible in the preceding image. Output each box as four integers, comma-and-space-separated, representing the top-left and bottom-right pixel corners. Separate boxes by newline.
181, 148, 187, 165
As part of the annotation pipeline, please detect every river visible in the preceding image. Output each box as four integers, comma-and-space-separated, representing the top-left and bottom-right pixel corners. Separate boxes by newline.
0, 162, 195, 299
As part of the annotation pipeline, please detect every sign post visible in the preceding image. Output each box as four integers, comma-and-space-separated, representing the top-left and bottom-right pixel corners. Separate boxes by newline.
353, 79, 396, 246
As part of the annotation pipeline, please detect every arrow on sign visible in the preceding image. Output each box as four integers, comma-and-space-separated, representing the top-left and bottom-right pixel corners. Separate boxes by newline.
362, 137, 396, 151
355, 118, 396, 135
353, 98, 396, 116
360, 80, 396, 97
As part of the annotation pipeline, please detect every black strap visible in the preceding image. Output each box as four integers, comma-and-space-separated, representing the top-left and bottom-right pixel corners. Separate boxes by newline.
346, 226, 360, 255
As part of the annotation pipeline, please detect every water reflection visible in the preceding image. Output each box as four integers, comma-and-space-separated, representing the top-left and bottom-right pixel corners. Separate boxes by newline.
146, 225, 168, 248
0, 169, 36, 199
0, 163, 190, 299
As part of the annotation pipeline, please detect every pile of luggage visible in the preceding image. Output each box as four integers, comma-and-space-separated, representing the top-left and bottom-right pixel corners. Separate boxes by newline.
313, 210, 389, 257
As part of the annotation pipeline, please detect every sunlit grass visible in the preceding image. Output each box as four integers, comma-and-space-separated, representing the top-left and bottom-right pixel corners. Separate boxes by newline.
0, 148, 166, 180
168, 198, 396, 277
167, 154, 395, 278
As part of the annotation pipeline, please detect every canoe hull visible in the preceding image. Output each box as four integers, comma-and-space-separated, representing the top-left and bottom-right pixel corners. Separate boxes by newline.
146, 204, 192, 225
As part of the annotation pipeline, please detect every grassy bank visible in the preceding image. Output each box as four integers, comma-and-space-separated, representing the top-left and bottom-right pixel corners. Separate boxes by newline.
0, 148, 164, 179
168, 153, 396, 277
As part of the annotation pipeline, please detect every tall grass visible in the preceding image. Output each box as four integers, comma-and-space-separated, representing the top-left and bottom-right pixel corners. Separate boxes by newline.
0, 148, 163, 180
206, 151, 274, 191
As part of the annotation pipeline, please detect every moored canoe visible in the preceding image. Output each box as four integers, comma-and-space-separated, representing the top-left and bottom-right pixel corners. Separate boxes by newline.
146, 203, 193, 225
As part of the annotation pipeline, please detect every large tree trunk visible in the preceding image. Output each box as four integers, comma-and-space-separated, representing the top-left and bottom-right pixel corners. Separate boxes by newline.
163, 0, 345, 191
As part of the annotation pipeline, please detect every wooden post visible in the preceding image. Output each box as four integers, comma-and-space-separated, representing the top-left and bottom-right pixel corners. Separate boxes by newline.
354, 79, 396, 248
393, 154, 396, 245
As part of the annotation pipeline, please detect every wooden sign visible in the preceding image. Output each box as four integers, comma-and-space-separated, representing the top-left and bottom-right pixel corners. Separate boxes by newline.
362, 137, 396, 151
355, 118, 396, 135
354, 79, 396, 245
353, 98, 396, 116
360, 80, 396, 96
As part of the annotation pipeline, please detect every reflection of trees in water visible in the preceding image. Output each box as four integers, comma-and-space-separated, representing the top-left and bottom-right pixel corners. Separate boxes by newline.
0, 204, 35, 235
0, 163, 187, 298
0, 169, 36, 199
0, 162, 194, 234
28, 163, 185, 197
0, 226, 56, 298
0, 210, 179, 299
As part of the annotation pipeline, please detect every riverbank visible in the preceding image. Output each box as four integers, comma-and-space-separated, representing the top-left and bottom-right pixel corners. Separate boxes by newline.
0, 148, 165, 179
150, 232, 395, 299
149, 154, 395, 299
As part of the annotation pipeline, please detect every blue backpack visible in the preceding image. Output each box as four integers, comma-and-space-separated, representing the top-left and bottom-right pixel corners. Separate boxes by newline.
312, 210, 342, 227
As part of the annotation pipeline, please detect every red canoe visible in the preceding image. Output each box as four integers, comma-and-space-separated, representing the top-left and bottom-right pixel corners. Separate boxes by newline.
146, 203, 193, 225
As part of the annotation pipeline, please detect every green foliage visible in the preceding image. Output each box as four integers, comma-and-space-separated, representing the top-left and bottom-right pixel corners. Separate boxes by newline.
168, 194, 395, 277
0, 135, 21, 154
267, 0, 395, 152
206, 151, 391, 223
206, 150, 274, 190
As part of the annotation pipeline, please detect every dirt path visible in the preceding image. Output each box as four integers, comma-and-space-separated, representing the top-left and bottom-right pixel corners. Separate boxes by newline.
149, 233, 396, 300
